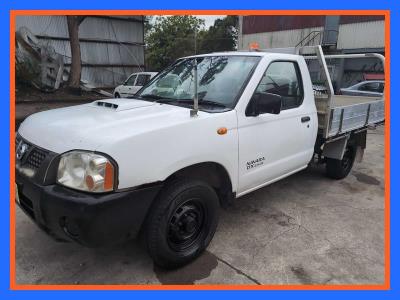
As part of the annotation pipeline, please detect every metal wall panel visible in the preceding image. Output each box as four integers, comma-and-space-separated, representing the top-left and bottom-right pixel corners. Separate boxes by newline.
242, 16, 325, 34
340, 15, 385, 25
337, 21, 384, 50
81, 66, 140, 87
79, 17, 144, 43
239, 27, 324, 49
16, 16, 69, 37
36, 39, 144, 65
79, 43, 144, 65
242, 15, 385, 35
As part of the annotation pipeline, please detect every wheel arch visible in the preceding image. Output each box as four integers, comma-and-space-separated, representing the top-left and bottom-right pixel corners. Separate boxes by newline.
164, 162, 235, 207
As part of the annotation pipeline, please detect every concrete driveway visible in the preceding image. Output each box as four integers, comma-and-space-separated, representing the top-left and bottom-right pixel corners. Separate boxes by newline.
15, 127, 385, 285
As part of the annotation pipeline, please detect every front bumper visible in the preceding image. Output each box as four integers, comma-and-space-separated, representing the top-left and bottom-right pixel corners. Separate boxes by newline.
16, 171, 162, 247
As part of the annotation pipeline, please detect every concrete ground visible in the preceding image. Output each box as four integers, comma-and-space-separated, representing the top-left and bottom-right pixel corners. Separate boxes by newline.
15, 127, 385, 285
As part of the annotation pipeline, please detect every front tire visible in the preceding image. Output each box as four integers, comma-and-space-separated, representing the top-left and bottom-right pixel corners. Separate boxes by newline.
326, 146, 356, 179
145, 179, 219, 269
114, 93, 120, 98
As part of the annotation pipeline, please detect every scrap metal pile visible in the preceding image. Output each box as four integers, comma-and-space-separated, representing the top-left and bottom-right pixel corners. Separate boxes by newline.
16, 27, 66, 91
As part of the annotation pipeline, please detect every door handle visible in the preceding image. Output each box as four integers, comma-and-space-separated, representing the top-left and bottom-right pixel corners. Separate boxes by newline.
301, 116, 311, 123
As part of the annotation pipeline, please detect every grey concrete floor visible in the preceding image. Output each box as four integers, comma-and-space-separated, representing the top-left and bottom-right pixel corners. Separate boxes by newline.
15, 127, 385, 285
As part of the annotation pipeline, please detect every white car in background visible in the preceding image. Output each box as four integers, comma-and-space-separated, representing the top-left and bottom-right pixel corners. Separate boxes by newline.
340, 80, 384, 97
114, 72, 158, 98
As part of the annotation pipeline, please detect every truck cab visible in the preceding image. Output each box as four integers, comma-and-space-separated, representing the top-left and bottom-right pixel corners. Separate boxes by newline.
15, 48, 384, 269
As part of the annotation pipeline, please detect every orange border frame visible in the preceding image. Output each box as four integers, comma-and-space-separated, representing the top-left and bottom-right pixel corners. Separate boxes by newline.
9, 9, 391, 290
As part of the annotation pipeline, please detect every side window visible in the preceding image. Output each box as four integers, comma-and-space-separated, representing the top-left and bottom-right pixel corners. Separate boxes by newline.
255, 61, 304, 110
359, 82, 379, 92
135, 74, 150, 86
126, 75, 137, 86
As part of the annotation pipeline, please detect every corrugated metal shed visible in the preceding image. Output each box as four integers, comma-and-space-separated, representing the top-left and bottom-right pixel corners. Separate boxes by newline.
16, 15, 145, 87
239, 16, 384, 51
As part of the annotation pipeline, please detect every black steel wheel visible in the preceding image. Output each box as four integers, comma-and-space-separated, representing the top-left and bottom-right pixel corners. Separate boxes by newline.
326, 146, 356, 179
145, 179, 219, 269
167, 199, 206, 252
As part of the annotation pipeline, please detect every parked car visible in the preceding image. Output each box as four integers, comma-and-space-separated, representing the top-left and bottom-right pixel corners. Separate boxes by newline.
113, 72, 158, 98
340, 80, 384, 97
16, 48, 384, 269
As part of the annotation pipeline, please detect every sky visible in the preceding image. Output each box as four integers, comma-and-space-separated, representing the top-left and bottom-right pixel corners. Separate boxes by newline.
200, 15, 226, 28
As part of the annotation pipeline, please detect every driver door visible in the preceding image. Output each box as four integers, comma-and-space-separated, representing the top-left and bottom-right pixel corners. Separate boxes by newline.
237, 60, 315, 195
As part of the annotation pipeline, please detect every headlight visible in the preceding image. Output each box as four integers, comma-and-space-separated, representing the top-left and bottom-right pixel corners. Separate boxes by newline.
57, 151, 116, 193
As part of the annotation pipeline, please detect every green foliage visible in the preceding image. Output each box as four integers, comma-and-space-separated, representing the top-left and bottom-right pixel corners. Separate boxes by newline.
197, 16, 238, 54
145, 16, 238, 71
145, 16, 204, 71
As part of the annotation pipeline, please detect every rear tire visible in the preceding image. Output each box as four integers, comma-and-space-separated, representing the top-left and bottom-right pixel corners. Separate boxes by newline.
326, 146, 355, 179
145, 179, 219, 269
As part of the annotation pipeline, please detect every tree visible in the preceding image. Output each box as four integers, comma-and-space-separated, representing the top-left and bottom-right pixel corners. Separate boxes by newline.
145, 16, 239, 71
197, 16, 238, 54
66, 16, 86, 93
145, 16, 204, 71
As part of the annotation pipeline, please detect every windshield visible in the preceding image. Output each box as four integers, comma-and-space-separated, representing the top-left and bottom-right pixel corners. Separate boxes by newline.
137, 55, 260, 110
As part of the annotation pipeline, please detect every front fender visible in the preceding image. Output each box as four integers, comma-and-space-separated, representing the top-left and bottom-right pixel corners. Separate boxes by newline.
98, 110, 239, 193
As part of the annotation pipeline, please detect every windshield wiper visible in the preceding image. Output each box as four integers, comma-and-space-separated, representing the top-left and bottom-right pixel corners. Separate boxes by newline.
198, 99, 227, 108
138, 94, 172, 101
157, 98, 226, 108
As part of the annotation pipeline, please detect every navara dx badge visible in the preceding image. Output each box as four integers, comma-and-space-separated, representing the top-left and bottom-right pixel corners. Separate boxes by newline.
246, 157, 265, 170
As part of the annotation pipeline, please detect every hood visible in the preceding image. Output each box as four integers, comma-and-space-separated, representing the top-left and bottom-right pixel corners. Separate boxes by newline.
18, 98, 197, 153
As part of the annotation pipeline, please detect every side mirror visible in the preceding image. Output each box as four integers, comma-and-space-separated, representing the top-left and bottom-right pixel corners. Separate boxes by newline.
246, 92, 282, 116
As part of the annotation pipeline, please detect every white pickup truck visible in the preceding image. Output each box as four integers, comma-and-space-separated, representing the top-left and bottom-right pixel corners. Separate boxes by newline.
15, 46, 384, 269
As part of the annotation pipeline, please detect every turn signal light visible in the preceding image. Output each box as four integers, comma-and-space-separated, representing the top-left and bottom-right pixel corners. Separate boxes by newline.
217, 127, 228, 135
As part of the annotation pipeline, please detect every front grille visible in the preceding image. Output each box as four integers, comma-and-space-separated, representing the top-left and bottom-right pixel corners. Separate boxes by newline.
16, 134, 49, 171
26, 149, 47, 169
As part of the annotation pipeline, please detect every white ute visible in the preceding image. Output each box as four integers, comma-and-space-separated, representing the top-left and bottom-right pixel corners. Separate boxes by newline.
15, 46, 385, 268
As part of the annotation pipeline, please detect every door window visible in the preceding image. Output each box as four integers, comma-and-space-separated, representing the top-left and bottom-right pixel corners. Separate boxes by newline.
255, 61, 303, 110
135, 74, 151, 86
359, 82, 380, 92
125, 75, 137, 86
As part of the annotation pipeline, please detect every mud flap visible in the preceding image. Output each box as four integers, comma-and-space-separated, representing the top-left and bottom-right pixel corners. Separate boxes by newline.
355, 146, 365, 163
322, 136, 348, 160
